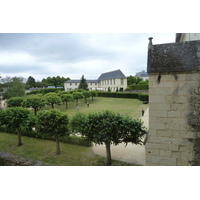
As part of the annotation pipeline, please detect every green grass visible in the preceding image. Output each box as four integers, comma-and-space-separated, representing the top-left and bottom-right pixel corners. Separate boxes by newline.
42, 97, 148, 119
0, 132, 138, 166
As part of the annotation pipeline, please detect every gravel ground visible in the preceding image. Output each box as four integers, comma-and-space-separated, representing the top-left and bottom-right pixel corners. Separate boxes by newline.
92, 107, 149, 165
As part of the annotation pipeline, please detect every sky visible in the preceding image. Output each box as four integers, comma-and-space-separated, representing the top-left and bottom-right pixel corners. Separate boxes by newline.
0, 33, 175, 82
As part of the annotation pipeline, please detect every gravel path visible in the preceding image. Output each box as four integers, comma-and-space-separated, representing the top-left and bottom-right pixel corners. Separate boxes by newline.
92, 107, 149, 165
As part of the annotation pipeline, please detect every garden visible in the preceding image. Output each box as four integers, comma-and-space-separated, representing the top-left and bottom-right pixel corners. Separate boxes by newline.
0, 90, 148, 166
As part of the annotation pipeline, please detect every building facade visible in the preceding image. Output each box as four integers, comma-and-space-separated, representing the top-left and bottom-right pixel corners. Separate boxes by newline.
146, 34, 200, 165
64, 69, 127, 92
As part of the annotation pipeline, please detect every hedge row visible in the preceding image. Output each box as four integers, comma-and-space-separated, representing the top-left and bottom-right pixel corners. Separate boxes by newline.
0, 126, 91, 147
27, 88, 64, 95
130, 84, 149, 90
98, 92, 139, 99
138, 93, 149, 101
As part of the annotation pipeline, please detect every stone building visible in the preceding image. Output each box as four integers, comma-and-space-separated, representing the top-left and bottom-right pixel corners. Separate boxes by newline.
145, 34, 200, 166
64, 69, 127, 92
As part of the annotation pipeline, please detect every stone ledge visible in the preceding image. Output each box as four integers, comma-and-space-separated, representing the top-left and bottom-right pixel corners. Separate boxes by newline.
0, 152, 49, 166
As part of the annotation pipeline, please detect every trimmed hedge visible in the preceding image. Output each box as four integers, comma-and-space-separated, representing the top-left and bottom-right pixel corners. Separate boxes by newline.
138, 93, 149, 101
98, 92, 138, 99
0, 127, 91, 147
28, 88, 64, 95
130, 84, 149, 90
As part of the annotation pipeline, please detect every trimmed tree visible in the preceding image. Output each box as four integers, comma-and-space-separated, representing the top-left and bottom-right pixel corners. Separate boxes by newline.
78, 75, 88, 91
7, 97, 24, 107
82, 91, 91, 103
2, 107, 33, 146
61, 94, 74, 109
71, 110, 147, 165
90, 91, 98, 101
72, 92, 84, 106
44, 92, 62, 109
23, 95, 46, 115
36, 109, 69, 155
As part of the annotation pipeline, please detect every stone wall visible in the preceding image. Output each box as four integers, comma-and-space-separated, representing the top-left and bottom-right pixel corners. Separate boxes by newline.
146, 38, 200, 166
0, 151, 49, 166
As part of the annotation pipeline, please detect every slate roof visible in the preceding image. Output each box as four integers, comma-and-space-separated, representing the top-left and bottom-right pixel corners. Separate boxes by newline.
135, 70, 148, 77
65, 79, 98, 83
98, 69, 126, 81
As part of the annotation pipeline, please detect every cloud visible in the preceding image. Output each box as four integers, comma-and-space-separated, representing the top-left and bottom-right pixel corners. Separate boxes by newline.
0, 33, 175, 81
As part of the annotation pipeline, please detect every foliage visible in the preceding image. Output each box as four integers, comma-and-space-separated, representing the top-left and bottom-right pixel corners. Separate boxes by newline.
23, 95, 46, 115
72, 92, 84, 106
7, 97, 24, 107
82, 91, 91, 103
71, 110, 147, 165
44, 92, 62, 109
131, 84, 149, 90
90, 91, 98, 101
26, 76, 36, 88
1, 107, 33, 146
78, 75, 88, 91
127, 76, 143, 85
36, 109, 69, 154
2, 76, 26, 99
57, 91, 68, 96
60, 94, 74, 109
138, 80, 148, 84
41, 76, 70, 87
138, 93, 149, 102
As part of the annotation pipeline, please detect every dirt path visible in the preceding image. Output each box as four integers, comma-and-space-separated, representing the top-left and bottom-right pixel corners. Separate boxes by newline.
92, 107, 149, 165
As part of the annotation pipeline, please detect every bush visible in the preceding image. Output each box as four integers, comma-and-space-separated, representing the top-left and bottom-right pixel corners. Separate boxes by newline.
131, 84, 149, 90
138, 93, 149, 101
61, 136, 91, 147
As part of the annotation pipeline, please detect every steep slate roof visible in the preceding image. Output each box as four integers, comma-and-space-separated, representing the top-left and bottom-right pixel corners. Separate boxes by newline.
98, 69, 126, 81
135, 70, 148, 77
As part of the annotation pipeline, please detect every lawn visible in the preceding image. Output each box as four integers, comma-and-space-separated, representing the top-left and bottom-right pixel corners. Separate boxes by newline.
0, 97, 148, 166
43, 97, 148, 119
0, 132, 138, 166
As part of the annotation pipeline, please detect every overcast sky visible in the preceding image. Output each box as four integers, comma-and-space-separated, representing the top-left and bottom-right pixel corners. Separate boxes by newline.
0, 33, 175, 82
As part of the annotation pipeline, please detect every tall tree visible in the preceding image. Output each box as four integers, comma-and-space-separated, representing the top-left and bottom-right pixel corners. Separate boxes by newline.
36, 109, 69, 155
78, 75, 88, 91
26, 76, 36, 88
71, 110, 147, 165
2, 76, 26, 99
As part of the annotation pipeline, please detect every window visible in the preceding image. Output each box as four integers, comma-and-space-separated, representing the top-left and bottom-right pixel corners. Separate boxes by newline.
110, 79, 112, 85
113, 79, 115, 85
121, 79, 124, 85
70, 83, 72, 86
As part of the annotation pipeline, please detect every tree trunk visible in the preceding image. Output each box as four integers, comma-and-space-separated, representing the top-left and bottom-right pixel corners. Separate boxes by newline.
51, 103, 54, 109
66, 101, 68, 109
76, 100, 78, 106
18, 129, 22, 146
56, 136, 61, 155
105, 142, 112, 166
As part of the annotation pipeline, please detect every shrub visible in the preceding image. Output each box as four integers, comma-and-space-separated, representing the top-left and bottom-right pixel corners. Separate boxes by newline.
138, 93, 149, 101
